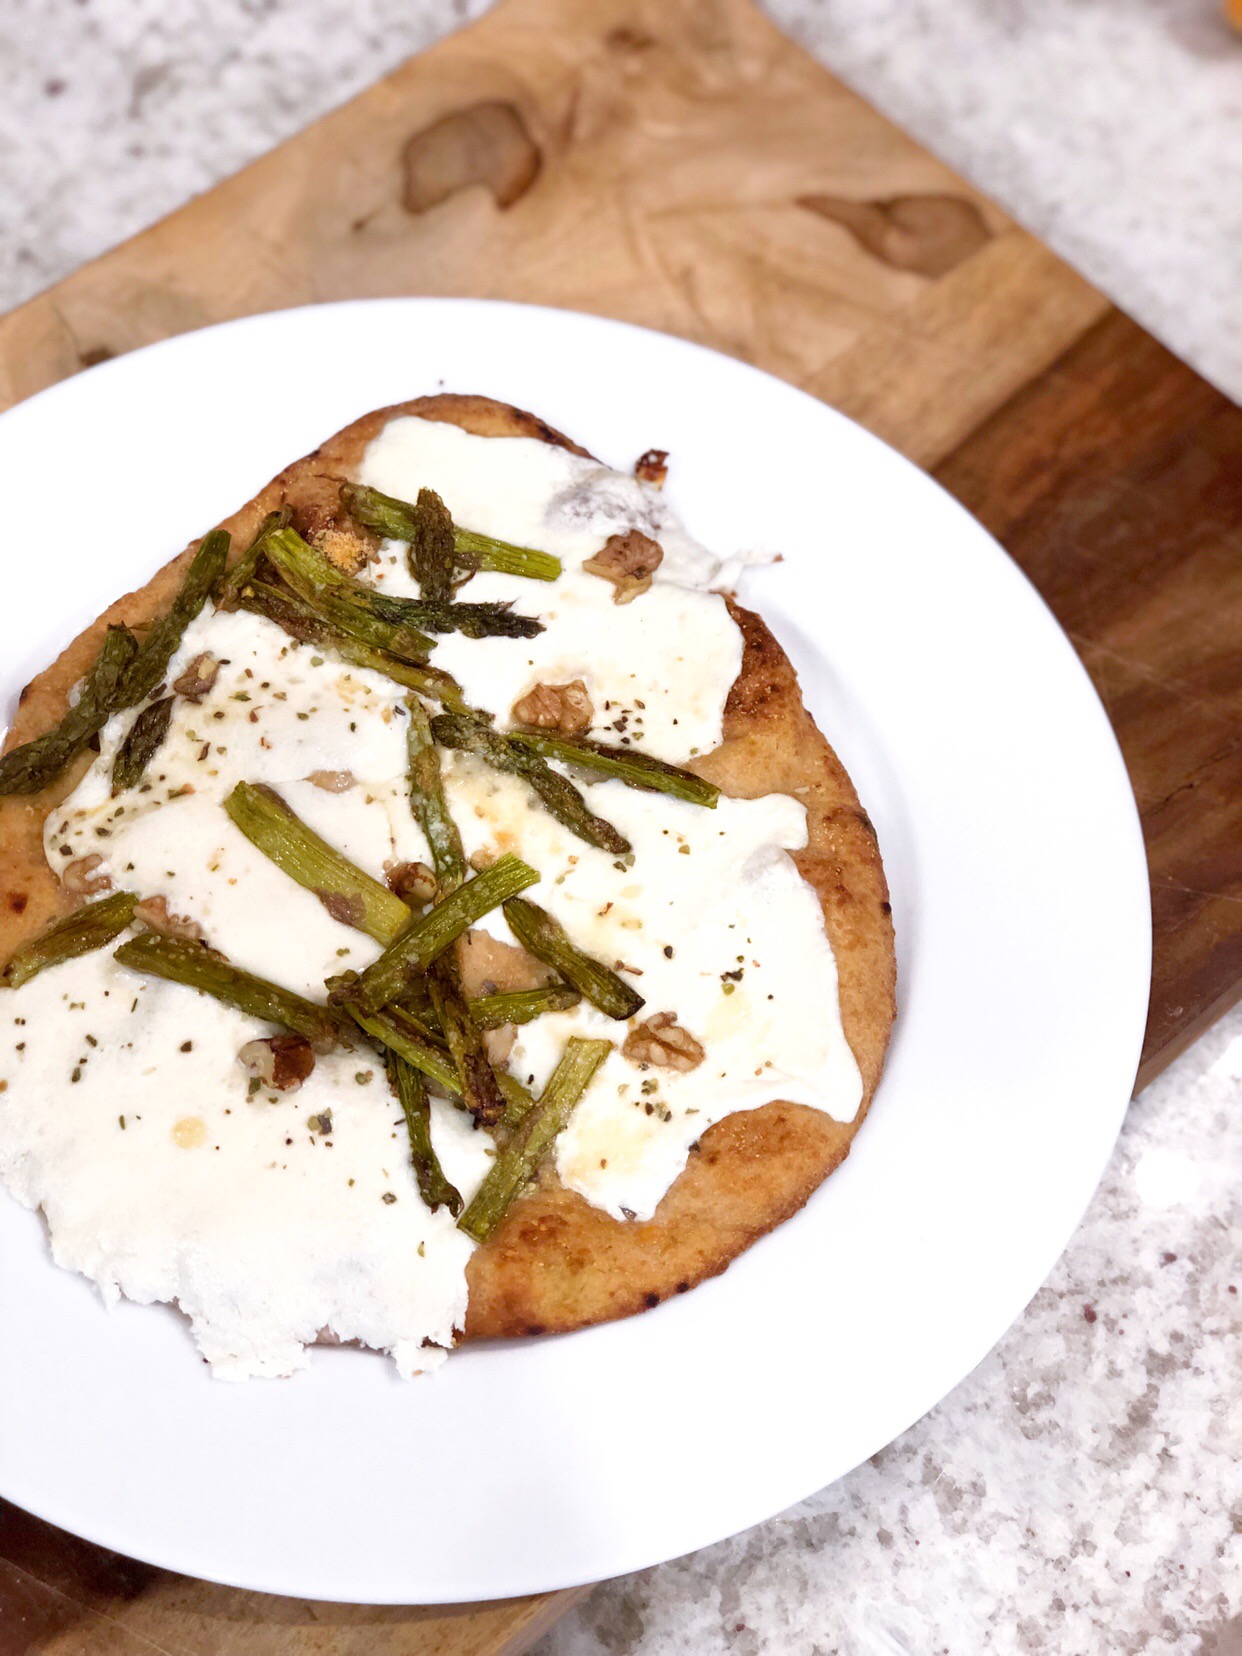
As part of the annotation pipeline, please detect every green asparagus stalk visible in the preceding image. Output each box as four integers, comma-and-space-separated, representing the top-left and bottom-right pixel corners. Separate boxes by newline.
406, 487, 455, 604
223, 781, 411, 942
331, 852, 540, 1016
467, 984, 581, 1029
454, 527, 561, 583
405, 983, 580, 1033
507, 730, 719, 808
341, 483, 561, 584
214, 508, 291, 611
428, 953, 505, 1126
405, 697, 466, 888
503, 897, 645, 1020
377, 593, 542, 641
0, 625, 139, 796
384, 1050, 462, 1216
264, 528, 436, 662
458, 1036, 613, 1242
354, 1005, 534, 1129
1, 891, 138, 989
266, 526, 541, 646
352, 1005, 458, 1093
117, 530, 230, 707
111, 696, 174, 795
431, 713, 631, 856
238, 579, 465, 707
113, 931, 348, 1051
338, 482, 422, 543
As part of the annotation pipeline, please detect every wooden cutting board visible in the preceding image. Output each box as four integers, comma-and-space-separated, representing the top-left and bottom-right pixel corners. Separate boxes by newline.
2, 0, 1238, 1650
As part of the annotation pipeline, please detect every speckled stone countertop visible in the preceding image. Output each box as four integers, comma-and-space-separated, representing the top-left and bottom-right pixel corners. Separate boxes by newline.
541, 1007, 1242, 1656
2, 4, 1239, 1652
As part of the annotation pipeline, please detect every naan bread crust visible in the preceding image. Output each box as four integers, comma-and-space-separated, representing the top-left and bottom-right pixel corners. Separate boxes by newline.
0, 395, 895, 1344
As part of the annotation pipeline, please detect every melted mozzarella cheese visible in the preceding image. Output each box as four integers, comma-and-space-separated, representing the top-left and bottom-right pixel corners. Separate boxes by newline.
359, 418, 741, 764
434, 759, 861, 1220
0, 413, 863, 1378
0, 949, 492, 1378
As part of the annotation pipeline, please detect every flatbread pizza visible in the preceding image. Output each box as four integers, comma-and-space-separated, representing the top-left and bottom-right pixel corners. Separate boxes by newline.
0, 395, 895, 1375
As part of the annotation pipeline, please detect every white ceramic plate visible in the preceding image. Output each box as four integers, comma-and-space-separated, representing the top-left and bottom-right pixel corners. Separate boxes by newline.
0, 300, 1150, 1603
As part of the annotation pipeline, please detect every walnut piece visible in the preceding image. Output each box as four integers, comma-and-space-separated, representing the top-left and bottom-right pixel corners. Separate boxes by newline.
307, 769, 356, 793
289, 475, 378, 574
239, 1034, 316, 1093
483, 1025, 517, 1067
384, 860, 438, 906
171, 652, 221, 701
61, 854, 112, 899
133, 895, 203, 942
634, 448, 669, 488
622, 1012, 705, 1072
315, 889, 365, 928
582, 530, 664, 604
510, 679, 594, 735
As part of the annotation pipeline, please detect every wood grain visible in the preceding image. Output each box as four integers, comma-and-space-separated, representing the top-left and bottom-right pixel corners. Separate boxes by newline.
0, 0, 1237, 1649
934, 311, 1242, 1087
0, 1502, 588, 1656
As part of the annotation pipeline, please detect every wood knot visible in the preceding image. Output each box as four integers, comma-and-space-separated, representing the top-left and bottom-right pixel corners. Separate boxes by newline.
402, 100, 541, 215
606, 25, 657, 53
799, 193, 992, 278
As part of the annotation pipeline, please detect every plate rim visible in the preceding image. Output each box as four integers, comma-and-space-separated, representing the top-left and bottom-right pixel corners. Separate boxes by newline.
0, 296, 1152, 1602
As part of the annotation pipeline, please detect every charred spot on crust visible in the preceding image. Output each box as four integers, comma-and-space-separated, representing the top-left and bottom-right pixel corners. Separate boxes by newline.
881, 900, 892, 915
524, 1323, 546, 1338
676, 1280, 691, 1294
722, 598, 793, 722
6, 892, 27, 914
17, 682, 31, 706
409, 394, 592, 459
496, 401, 590, 457
644, 1291, 660, 1309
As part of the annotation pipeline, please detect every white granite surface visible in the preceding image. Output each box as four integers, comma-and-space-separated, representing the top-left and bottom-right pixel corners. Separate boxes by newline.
540, 1004, 1242, 1656
1, 2, 1239, 1651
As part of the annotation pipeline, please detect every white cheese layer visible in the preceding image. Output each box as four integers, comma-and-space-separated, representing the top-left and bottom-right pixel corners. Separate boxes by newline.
0, 412, 863, 1378
430, 760, 862, 1221
0, 948, 492, 1379
359, 417, 742, 765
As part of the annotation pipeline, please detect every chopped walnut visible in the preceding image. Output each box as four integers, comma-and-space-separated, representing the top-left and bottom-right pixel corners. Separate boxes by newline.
288, 475, 379, 574
384, 859, 438, 906
133, 895, 204, 942
582, 530, 664, 604
316, 889, 365, 928
61, 854, 112, 899
239, 1034, 316, 1093
171, 652, 221, 701
510, 679, 594, 735
634, 448, 669, 488
483, 1025, 517, 1067
307, 769, 356, 793
622, 1012, 705, 1072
